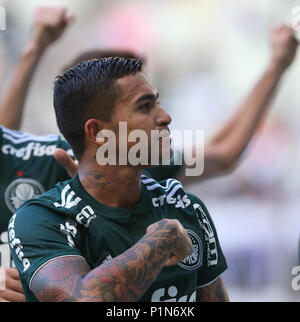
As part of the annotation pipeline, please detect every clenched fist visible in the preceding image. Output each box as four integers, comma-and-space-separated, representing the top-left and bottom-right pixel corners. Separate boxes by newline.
29, 6, 75, 51
270, 24, 299, 69
146, 219, 193, 267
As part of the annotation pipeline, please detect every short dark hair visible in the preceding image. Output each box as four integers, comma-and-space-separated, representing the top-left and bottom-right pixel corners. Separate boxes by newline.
63, 49, 145, 72
54, 57, 143, 159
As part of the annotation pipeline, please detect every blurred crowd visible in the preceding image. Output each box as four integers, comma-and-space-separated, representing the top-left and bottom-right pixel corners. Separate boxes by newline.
0, 0, 299, 301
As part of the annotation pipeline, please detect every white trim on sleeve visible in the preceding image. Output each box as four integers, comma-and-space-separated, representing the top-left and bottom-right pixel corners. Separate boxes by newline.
196, 274, 222, 289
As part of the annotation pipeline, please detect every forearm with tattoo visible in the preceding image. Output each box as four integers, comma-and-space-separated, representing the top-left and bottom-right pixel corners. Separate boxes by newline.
31, 219, 179, 302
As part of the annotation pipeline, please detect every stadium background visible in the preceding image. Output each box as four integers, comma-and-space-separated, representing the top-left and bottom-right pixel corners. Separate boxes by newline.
0, 0, 300, 301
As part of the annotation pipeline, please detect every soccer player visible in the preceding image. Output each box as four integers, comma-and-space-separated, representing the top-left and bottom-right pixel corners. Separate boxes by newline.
0, 6, 73, 302
1, 18, 298, 300
9, 57, 229, 302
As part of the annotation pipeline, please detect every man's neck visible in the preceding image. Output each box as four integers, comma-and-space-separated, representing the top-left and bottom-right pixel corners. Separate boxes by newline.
78, 163, 143, 209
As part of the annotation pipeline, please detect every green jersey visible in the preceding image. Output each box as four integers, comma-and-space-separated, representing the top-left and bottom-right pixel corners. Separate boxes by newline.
0, 126, 72, 267
9, 174, 227, 302
0, 125, 182, 269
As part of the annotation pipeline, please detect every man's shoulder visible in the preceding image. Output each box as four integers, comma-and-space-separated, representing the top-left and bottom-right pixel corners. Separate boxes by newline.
141, 175, 183, 194
0, 127, 58, 163
141, 175, 198, 197
0, 126, 59, 144
141, 175, 204, 209
0, 126, 72, 159
14, 178, 73, 219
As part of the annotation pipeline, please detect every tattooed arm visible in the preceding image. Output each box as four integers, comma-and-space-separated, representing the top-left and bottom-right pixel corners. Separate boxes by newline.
31, 219, 193, 302
196, 277, 229, 302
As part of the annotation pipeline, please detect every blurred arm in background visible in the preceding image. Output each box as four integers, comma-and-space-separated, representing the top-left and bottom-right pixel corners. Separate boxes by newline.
182, 24, 299, 184
0, 6, 74, 130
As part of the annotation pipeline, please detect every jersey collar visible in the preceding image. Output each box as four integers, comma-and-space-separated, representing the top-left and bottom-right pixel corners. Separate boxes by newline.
69, 174, 153, 221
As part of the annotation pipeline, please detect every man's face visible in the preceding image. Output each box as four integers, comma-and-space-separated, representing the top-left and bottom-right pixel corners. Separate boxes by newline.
107, 72, 172, 167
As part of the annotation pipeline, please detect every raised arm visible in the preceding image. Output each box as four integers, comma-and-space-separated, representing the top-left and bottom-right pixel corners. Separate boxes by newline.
31, 219, 193, 302
182, 24, 298, 184
0, 6, 74, 129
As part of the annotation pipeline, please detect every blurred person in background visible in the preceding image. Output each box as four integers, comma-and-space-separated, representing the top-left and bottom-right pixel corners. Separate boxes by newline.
0, 4, 298, 301
0, 6, 74, 302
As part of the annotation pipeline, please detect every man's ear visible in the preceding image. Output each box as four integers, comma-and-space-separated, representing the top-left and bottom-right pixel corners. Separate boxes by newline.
85, 119, 104, 146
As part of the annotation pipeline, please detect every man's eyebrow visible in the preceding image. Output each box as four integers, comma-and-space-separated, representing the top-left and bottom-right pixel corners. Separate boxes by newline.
134, 92, 159, 104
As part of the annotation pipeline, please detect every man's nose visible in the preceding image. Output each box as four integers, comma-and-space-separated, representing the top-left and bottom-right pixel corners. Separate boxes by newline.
155, 106, 172, 128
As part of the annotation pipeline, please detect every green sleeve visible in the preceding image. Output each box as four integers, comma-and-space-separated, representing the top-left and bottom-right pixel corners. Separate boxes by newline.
8, 204, 83, 289
188, 194, 228, 287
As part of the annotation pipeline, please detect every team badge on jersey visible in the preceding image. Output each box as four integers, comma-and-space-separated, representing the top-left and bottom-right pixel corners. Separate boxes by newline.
177, 230, 203, 270
5, 178, 45, 213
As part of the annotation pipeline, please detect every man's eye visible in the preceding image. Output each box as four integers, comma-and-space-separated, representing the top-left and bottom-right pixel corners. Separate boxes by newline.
139, 100, 160, 112
140, 103, 152, 111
